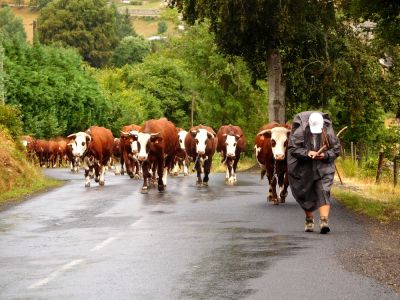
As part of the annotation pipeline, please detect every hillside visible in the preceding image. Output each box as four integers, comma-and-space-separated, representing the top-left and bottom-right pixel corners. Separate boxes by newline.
0, 128, 60, 210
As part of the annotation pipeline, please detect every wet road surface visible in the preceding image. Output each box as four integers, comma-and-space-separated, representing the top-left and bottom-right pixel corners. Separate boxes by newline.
0, 169, 398, 299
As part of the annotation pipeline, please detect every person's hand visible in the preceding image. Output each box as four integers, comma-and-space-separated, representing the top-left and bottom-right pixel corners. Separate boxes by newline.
308, 151, 325, 159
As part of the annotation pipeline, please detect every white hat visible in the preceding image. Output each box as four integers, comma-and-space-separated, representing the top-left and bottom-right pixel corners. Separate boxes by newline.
309, 112, 324, 134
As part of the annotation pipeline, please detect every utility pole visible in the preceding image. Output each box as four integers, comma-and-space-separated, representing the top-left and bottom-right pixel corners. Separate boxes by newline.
191, 92, 195, 128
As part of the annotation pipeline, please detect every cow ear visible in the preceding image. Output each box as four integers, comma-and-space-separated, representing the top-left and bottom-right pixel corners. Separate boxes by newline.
207, 132, 215, 139
150, 133, 161, 143
85, 133, 92, 143
235, 134, 241, 140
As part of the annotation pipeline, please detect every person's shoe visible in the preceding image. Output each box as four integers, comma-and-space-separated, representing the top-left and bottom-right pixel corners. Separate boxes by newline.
320, 216, 330, 234
304, 217, 314, 232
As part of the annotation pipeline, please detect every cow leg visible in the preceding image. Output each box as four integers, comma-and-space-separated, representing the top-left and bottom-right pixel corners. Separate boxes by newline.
271, 175, 279, 205
183, 158, 189, 176
157, 157, 165, 192
227, 158, 236, 185
120, 156, 125, 175
195, 159, 202, 186
84, 157, 92, 187
279, 171, 289, 203
232, 156, 240, 183
141, 161, 150, 193
266, 171, 276, 203
203, 158, 211, 187
99, 165, 106, 185
92, 162, 100, 182
171, 161, 179, 176
150, 162, 157, 187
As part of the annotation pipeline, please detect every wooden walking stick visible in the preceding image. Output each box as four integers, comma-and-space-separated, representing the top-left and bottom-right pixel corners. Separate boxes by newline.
320, 126, 347, 185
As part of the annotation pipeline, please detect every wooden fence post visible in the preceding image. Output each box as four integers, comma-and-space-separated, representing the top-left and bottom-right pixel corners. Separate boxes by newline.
351, 142, 354, 161
394, 156, 398, 187
376, 148, 385, 184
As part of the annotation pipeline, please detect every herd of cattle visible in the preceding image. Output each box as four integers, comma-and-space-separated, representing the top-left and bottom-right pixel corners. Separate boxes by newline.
21, 118, 291, 204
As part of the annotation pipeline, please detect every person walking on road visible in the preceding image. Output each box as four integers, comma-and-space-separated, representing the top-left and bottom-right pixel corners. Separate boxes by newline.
287, 111, 340, 234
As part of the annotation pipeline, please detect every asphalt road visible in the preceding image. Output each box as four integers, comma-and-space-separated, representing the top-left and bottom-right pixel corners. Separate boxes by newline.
0, 169, 398, 300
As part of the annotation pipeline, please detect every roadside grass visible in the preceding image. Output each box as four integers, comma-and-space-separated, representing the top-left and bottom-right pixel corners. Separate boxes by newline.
0, 129, 62, 211
333, 158, 400, 222
210, 153, 257, 173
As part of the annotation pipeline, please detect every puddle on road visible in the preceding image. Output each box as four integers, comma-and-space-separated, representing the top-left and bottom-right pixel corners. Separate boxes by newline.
177, 227, 307, 300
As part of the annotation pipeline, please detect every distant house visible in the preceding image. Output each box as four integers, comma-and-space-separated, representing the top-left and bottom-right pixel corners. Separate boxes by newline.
121, 0, 130, 3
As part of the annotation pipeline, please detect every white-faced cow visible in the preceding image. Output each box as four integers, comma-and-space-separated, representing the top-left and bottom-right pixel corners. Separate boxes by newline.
68, 126, 114, 187
134, 118, 179, 193
120, 124, 142, 179
254, 122, 291, 205
185, 125, 217, 187
171, 128, 189, 176
216, 125, 246, 185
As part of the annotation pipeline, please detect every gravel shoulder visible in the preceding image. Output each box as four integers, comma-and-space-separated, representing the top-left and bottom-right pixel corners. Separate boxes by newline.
337, 207, 400, 293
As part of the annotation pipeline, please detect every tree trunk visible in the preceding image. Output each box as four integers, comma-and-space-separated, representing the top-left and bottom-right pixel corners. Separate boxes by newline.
268, 49, 286, 123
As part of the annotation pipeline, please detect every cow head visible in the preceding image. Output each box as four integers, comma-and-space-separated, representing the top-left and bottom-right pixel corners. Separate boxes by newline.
121, 130, 140, 154
137, 132, 161, 161
178, 130, 188, 150
257, 127, 290, 160
67, 132, 92, 157
191, 128, 215, 155
223, 134, 241, 158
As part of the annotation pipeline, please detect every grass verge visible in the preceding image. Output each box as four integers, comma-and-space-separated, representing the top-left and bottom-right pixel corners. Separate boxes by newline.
0, 176, 62, 211
332, 158, 400, 223
0, 128, 62, 211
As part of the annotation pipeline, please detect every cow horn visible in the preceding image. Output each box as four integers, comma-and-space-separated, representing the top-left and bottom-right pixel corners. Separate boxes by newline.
67, 133, 76, 139
150, 132, 160, 137
85, 133, 92, 142
236, 134, 241, 139
257, 129, 271, 136
121, 131, 129, 136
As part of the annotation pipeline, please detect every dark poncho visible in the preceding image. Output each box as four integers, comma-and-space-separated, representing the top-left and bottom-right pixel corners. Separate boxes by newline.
287, 111, 340, 212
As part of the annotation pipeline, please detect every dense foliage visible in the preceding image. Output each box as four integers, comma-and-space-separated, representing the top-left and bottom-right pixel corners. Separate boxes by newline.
37, 0, 118, 67
1, 7, 110, 139
111, 36, 151, 67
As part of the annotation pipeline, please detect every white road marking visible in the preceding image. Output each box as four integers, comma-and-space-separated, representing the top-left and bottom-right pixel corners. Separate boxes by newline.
90, 236, 118, 252
28, 259, 84, 289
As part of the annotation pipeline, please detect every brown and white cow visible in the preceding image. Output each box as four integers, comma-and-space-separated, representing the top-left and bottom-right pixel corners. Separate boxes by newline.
185, 125, 217, 187
254, 122, 291, 205
120, 124, 142, 179
21, 135, 36, 162
132, 118, 179, 193
216, 125, 246, 185
171, 128, 189, 176
30, 139, 50, 167
68, 126, 114, 187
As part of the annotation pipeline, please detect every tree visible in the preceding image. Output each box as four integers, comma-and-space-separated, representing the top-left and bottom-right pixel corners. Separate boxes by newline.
342, 0, 400, 46
37, 0, 118, 67
169, 0, 335, 123
0, 7, 26, 44
111, 35, 151, 67
158, 21, 168, 34
29, 0, 52, 9
4, 43, 110, 138
114, 6, 137, 41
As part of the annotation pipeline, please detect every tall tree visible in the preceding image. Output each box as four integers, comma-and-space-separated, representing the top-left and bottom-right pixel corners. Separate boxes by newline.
342, 0, 400, 46
169, 0, 335, 123
37, 0, 118, 67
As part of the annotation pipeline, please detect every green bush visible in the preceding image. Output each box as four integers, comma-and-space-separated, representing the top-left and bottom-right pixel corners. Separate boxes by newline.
130, 0, 142, 5
158, 21, 167, 34
0, 104, 23, 139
